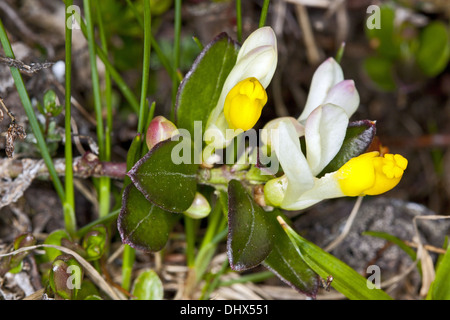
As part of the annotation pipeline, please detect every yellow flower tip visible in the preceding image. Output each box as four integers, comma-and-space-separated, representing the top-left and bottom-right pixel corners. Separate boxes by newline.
337, 152, 408, 197
224, 77, 267, 131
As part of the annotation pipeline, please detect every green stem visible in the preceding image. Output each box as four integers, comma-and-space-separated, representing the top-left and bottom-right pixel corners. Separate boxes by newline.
83, 0, 105, 160
96, 2, 112, 218
259, 0, 271, 28
236, 0, 242, 43
137, 0, 152, 135
63, 0, 77, 236
124, 0, 176, 82
171, 0, 182, 121
121, 244, 135, 291
76, 209, 120, 238
84, 0, 111, 219
0, 18, 67, 225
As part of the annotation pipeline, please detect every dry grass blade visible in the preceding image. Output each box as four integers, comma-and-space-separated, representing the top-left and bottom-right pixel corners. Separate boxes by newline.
412, 215, 450, 297
0, 244, 125, 300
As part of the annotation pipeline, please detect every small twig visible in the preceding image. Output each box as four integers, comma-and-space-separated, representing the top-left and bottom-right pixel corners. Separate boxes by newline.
0, 152, 127, 180
403, 241, 447, 255
0, 55, 54, 74
324, 196, 363, 252
0, 97, 27, 158
294, 3, 322, 65
0, 96, 15, 122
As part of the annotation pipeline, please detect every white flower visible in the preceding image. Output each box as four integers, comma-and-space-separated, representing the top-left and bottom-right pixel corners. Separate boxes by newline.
263, 58, 407, 210
298, 58, 359, 122
205, 27, 278, 149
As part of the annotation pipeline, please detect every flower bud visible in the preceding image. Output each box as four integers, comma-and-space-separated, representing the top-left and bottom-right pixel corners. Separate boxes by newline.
146, 116, 179, 150
337, 151, 408, 196
263, 175, 288, 207
82, 225, 108, 261
8, 233, 36, 273
184, 192, 211, 219
49, 255, 83, 300
224, 77, 267, 131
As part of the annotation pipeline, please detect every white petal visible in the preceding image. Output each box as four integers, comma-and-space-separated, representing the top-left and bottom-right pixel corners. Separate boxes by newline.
323, 80, 360, 118
298, 58, 344, 122
260, 116, 305, 147
282, 172, 345, 211
273, 120, 314, 207
237, 27, 277, 61
305, 104, 349, 176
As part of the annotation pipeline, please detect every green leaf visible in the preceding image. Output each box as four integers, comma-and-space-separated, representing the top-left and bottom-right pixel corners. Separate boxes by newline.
318, 120, 376, 177
364, 56, 397, 91
128, 138, 199, 213
263, 211, 320, 298
175, 32, 239, 136
44, 229, 72, 262
132, 269, 164, 300
118, 184, 179, 252
416, 21, 450, 77
427, 243, 450, 300
278, 216, 392, 300
227, 180, 274, 271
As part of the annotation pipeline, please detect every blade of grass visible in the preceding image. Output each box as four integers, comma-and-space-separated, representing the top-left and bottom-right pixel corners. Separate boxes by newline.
137, 0, 152, 135
170, 0, 182, 121
259, 0, 271, 28
95, 1, 113, 218
84, 0, 112, 220
124, 0, 176, 82
64, 0, 77, 236
83, 0, 105, 160
121, 0, 153, 288
236, 0, 242, 43
277, 216, 393, 300
0, 18, 69, 229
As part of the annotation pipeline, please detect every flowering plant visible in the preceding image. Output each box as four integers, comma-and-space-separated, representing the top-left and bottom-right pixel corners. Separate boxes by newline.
119, 27, 407, 299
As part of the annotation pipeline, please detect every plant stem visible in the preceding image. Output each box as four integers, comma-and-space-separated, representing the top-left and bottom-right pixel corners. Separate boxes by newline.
96, 2, 113, 218
121, 244, 135, 292
84, 0, 110, 219
137, 0, 152, 135
171, 0, 182, 121
76, 209, 120, 238
124, 0, 176, 82
236, 0, 242, 43
259, 0, 271, 28
64, 0, 77, 236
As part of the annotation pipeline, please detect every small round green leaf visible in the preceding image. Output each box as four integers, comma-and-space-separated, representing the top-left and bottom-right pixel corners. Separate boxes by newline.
128, 139, 199, 213
118, 184, 179, 252
131, 269, 164, 300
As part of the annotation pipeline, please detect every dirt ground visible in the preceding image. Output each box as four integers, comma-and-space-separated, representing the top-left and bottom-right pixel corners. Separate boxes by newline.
0, 0, 449, 300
